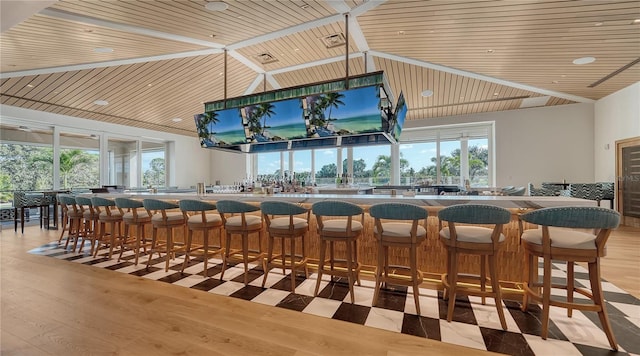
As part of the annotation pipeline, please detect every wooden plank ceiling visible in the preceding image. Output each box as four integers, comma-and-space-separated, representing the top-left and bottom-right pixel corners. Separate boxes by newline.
1, 0, 639, 138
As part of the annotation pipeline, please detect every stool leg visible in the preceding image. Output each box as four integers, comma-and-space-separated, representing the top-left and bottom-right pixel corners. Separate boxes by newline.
281, 238, 286, 275
302, 233, 309, 278
118, 223, 130, 262
480, 255, 487, 305
290, 237, 296, 292
447, 250, 459, 322
567, 261, 574, 317
202, 228, 209, 277
146, 226, 158, 268
589, 260, 618, 351
220, 232, 232, 281
262, 233, 274, 287
93, 222, 104, 257
182, 228, 193, 273
165, 228, 173, 272
353, 240, 361, 286
372, 240, 384, 307
345, 238, 355, 304
489, 254, 507, 330
540, 256, 552, 339
410, 244, 421, 315
134, 223, 143, 265
314, 239, 326, 297
242, 232, 249, 285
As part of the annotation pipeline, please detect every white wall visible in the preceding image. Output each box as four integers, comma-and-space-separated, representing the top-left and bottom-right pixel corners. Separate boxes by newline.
0, 105, 212, 188
209, 149, 249, 185
594, 82, 640, 182
405, 103, 596, 187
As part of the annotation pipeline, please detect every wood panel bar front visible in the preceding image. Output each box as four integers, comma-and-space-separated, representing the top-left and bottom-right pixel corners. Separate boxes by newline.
84, 192, 596, 298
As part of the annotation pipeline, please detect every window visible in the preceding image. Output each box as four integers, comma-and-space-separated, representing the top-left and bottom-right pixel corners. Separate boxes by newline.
352, 145, 390, 185
0, 124, 53, 192
314, 148, 337, 185
141, 141, 166, 188
399, 142, 437, 185
59, 131, 100, 190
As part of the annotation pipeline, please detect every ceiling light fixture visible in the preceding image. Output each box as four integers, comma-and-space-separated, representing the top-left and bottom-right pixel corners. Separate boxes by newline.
94, 99, 109, 106
26, 84, 34, 88
632, 19, 640, 24
421, 90, 434, 97
93, 47, 113, 53
573, 56, 596, 65
397, 31, 405, 35
493, 92, 499, 96
171, 118, 182, 122
552, 80, 560, 84
321, 33, 346, 48
89, 134, 99, 140
486, 49, 494, 53
594, 22, 603, 26
17, 125, 32, 132
204, 1, 228, 11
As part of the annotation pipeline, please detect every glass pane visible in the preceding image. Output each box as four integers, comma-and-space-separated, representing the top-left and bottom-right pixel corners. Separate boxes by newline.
59, 131, 100, 190
256, 152, 281, 180
0, 124, 53, 193
293, 150, 312, 184
353, 145, 390, 186
142, 141, 166, 188
440, 140, 461, 185
468, 138, 489, 187
314, 148, 337, 185
400, 142, 437, 185
108, 138, 136, 188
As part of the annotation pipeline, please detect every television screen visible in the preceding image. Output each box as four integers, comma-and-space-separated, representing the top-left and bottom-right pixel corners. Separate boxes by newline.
393, 91, 407, 141
305, 85, 382, 138
194, 108, 246, 147
241, 98, 306, 143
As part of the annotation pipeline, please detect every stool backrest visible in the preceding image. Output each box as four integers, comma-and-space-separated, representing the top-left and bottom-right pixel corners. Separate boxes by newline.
312, 200, 362, 217
216, 200, 259, 214
90, 196, 117, 216
260, 201, 307, 216
520, 206, 619, 229
115, 197, 148, 219
74, 196, 92, 207
179, 199, 217, 212
369, 203, 427, 220
438, 204, 511, 224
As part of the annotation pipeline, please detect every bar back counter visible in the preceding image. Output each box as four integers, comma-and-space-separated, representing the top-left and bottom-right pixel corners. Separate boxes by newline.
82, 192, 596, 299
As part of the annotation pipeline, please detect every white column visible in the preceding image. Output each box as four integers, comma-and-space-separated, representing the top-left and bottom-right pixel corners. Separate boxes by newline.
460, 137, 469, 186
391, 143, 400, 185
52, 126, 60, 190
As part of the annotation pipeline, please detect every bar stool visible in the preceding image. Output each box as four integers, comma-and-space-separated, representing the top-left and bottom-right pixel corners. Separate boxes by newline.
438, 204, 511, 330
74, 196, 99, 255
91, 196, 124, 258
217, 200, 266, 285
260, 201, 310, 292
57, 195, 83, 252
520, 207, 620, 350
311, 200, 364, 304
143, 199, 186, 272
115, 197, 152, 265
369, 203, 428, 314
178, 199, 224, 277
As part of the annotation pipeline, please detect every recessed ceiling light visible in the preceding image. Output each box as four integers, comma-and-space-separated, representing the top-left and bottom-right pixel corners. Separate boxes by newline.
552, 80, 560, 84
26, 84, 34, 88
561, 74, 567, 78
486, 49, 495, 53
84, 29, 94, 33
421, 90, 434, 97
204, 1, 228, 11
147, 83, 153, 87
171, 118, 182, 122
493, 92, 499, 96
594, 22, 603, 26
632, 19, 640, 24
17, 125, 32, 132
208, 33, 216, 38
294, 48, 300, 52
397, 30, 405, 35
89, 134, 99, 140
94, 100, 109, 106
573, 56, 596, 65
93, 47, 113, 53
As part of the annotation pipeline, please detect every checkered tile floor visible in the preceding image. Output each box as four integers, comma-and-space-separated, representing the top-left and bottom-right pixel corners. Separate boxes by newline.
30, 240, 640, 356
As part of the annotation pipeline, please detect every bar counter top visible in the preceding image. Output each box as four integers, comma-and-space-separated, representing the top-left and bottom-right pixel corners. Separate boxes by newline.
87, 191, 597, 209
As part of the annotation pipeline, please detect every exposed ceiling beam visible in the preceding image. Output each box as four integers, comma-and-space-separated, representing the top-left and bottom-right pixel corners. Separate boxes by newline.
0, 49, 223, 79
40, 8, 225, 48
368, 50, 595, 104
350, 0, 386, 16
268, 52, 364, 75
228, 50, 264, 74
265, 74, 281, 90
244, 74, 264, 95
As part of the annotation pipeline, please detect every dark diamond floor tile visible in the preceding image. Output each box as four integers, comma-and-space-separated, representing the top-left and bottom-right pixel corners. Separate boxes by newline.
317, 280, 350, 301
199, 264, 224, 278
190, 278, 224, 292
82, 257, 110, 265
270, 274, 307, 292
573, 342, 623, 356
276, 294, 314, 312
66, 254, 90, 261
230, 285, 266, 301
437, 292, 477, 325
231, 267, 263, 284
574, 271, 590, 280
504, 301, 568, 341
582, 307, 640, 354
105, 261, 134, 270
374, 287, 408, 312
603, 291, 640, 304
158, 272, 189, 283
480, 327, 535, 356
401, 313, 441, 340
129, 266, 161, 277
47, 251, 74, 258
332, 303, 370, 325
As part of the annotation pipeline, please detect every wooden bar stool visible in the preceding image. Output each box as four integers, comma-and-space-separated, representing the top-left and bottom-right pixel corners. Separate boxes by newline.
143, 199, 186, 272
90, 196, 124, 258
260, 201, 310, 292
217, 200, 266, 285
369, 203, 428, 314
179, 199, 224, 277
311, 200, 364, 304
520, 206, 621, 350
57, 195, 83, 252
115, 198, 152, 265
74, 196, 99, 255
438, 204, 511, 330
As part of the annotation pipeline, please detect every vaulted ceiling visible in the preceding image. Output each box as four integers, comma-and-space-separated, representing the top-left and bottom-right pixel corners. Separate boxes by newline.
1, 0, 639, 137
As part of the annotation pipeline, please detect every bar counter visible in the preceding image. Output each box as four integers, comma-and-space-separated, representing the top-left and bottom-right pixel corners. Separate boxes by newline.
85, 192, 596, 298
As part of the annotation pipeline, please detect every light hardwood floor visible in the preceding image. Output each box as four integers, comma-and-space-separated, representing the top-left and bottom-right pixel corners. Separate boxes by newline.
1, 224, 638, 355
